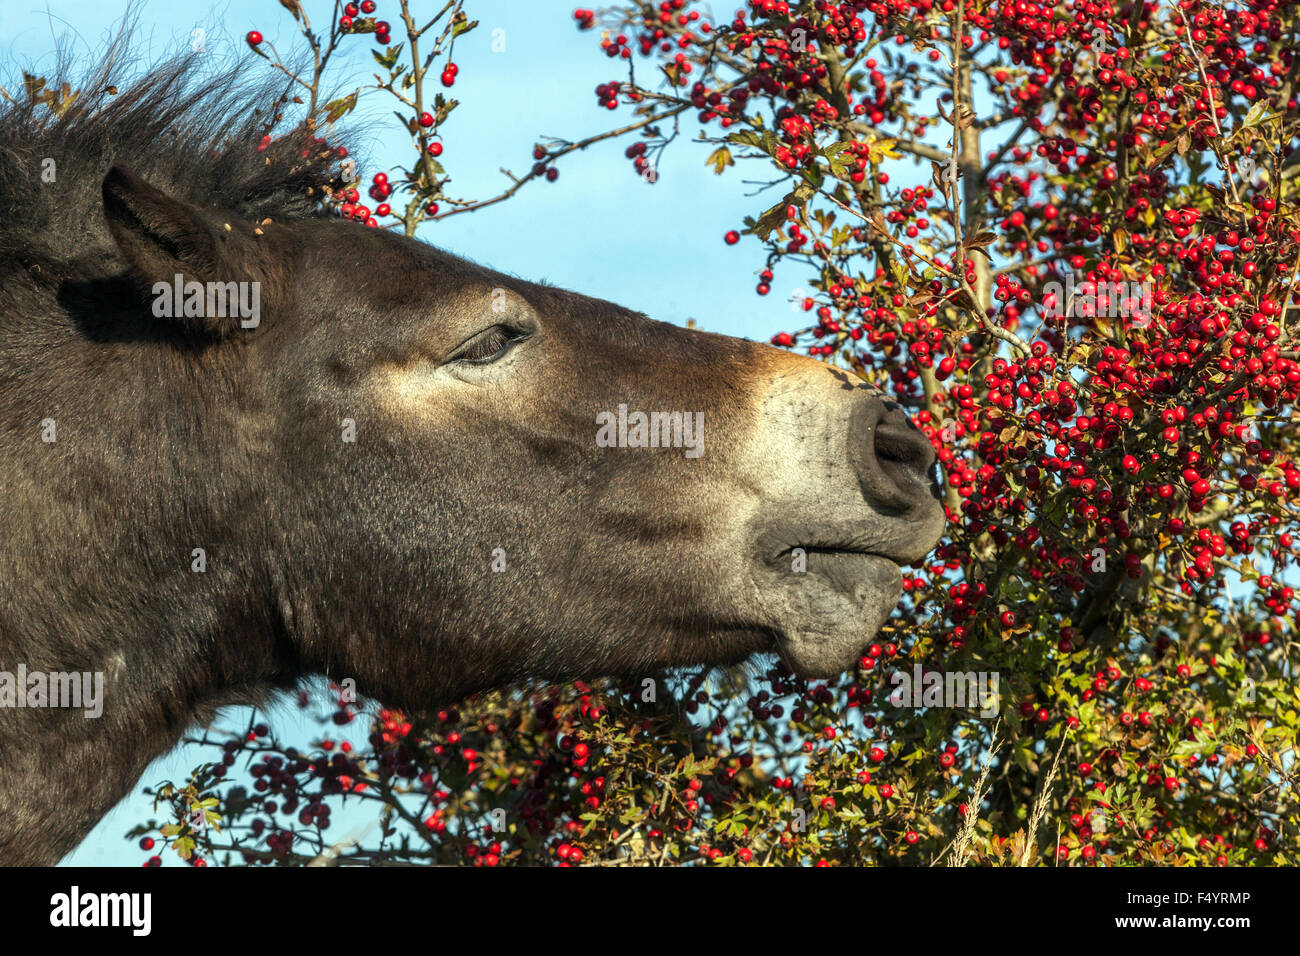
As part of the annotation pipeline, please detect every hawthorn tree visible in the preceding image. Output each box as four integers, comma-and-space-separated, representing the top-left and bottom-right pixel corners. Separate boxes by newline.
122, 0, 1298, 866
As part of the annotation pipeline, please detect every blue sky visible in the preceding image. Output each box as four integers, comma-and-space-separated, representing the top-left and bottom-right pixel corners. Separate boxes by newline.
1, 0, 831, 865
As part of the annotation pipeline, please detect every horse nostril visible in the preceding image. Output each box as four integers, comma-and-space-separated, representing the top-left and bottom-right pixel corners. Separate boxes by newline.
848, 398, 936, 514
875, 409, 936, 477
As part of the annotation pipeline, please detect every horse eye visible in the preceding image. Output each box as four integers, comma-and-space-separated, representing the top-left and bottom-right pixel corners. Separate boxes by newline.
451, 325, 525, 364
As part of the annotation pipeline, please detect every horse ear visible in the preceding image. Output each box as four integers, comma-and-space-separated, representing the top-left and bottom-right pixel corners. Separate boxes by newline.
102, 165, 264, 336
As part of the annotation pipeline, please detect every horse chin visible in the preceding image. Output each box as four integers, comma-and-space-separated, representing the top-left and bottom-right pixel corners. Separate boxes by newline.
765, 552, 903, 679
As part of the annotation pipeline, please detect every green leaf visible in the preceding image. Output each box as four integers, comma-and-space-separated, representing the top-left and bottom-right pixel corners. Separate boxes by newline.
323, 91, 360, 124
1013, 739, 1034, 772
751, 201, 789, 240
1240, 100, 1280, 130
373, 45, 402, 71
727, 130, 762, 149
431, 95, 459, 128
748, 183, 815, 240
824, 140, 855, 176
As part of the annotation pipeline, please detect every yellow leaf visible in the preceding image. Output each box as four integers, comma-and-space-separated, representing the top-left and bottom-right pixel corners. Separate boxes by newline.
705, 146, 734, 175
868, 137, 902, 163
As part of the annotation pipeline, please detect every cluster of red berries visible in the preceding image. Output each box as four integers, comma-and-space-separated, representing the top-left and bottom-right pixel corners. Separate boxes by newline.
594, 80, 622, 110
338, 1, 380, 34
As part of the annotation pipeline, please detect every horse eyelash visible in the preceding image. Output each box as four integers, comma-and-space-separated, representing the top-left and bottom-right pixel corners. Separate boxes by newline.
453, 325, 520, 364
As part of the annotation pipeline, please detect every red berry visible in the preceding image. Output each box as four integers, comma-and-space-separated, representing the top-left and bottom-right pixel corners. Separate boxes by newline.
246, 31, 263, 46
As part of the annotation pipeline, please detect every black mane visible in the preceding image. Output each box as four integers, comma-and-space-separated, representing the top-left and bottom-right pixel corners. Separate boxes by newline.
0, 32, 349, 284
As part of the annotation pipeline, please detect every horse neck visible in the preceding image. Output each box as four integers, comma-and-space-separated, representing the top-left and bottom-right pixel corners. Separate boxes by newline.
0, 604, 290, 864
0, 316, 292, 862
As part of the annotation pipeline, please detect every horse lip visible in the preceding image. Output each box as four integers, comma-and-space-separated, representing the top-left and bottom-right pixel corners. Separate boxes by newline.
761, 550, 904, 678
769, 544, 891, 566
